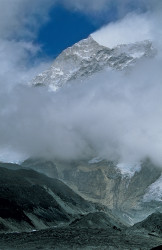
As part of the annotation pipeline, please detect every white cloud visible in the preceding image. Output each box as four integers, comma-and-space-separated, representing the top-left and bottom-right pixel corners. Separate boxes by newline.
0, 0, 54, 163
0, 0, 55, 89
61, 0, 162, 17
1, 55, 162, 166
61, 0, 109, 13
0, 0, 162, 168
0, 0, 55, 39
92, 13, 153, 48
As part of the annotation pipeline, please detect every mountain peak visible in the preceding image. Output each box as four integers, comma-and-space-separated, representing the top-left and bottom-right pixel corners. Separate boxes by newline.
31, 36, 156, 91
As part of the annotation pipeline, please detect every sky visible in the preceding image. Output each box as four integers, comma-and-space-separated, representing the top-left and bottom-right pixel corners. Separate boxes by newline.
0, 0, 158, 85
28, 0, 154, 58
36, 4, 99, 57
0, 0, 162, 166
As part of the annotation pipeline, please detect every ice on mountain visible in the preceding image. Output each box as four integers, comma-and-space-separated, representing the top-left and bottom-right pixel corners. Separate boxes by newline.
143, 174, 162, 202
117, 162, 141, 177
88, 157, 103, 164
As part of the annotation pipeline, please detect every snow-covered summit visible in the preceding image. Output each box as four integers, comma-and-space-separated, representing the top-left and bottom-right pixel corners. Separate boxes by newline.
31, 35, 155, 91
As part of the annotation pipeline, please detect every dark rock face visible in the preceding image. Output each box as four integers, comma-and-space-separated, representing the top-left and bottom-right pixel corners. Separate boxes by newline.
69, 211, 125, 230
151, 246, 162, 250
0, 166, 94, 233
0, 163, 162, 249
0, 219, 161, 250
0, 162, 21, 170
131, 212, 162, 236
22, 158, 58, 179
65, 167, 107, 199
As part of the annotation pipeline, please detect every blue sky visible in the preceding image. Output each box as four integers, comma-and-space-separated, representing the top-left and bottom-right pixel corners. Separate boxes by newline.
36, 5, 98, 58
0, 0, 156, 81
35, 3, 119, 58
34, 1, 148, 59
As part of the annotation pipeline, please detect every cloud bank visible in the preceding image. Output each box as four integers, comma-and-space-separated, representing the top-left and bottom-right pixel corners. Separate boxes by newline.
0, 0, 55, 39
0, 0, 56, 90
92, 13, 153, 48
61, 0, 162, 17
1, 55, 162, 165
0, 0, 56, 161
0, 0, 162, 167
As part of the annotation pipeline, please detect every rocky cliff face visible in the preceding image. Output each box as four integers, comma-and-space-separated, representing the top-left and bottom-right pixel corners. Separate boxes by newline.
22, 158, 162, 225
31, 36, 155, 91
22, 158, 58, 179
59, 159, 162, 224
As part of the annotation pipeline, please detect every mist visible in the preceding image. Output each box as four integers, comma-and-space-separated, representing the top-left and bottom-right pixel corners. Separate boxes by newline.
0, 52, 162, 165
0, 1, 162, 166
92, 13, 153, 48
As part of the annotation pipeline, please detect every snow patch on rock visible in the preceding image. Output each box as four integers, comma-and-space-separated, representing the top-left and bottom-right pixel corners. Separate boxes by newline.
117, 162, 141, 178
143, 174, 162, 202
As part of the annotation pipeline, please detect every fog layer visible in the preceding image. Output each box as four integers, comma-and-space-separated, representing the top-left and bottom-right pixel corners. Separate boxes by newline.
0, 1, 162, 166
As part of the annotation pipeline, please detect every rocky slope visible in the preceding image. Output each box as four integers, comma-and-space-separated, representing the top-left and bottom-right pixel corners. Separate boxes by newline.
0, 162, 162, 249
69, 211, 125, 230
129, 212, 162, 237
0, 212, 161, 250
22, 158, 162, 225
61, 159, 162, 225
0, 163, 96, 233
32, 36, 156, 91
22, 158, 58, 179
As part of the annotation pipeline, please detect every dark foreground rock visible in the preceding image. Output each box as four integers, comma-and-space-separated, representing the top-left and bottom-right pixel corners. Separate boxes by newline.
151, 246, 162, 250
0, 211, 161, 250
128, 212, 162, 237
69, 211, 125, 230
0, 226, 161, 250
0, 162, 162, 249
0, 165, 95, 233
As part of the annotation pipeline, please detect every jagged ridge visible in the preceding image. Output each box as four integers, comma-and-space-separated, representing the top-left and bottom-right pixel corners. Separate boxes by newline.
32, 36, 155, 90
